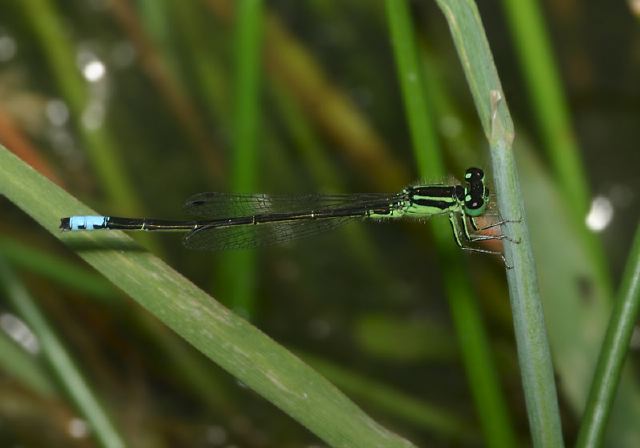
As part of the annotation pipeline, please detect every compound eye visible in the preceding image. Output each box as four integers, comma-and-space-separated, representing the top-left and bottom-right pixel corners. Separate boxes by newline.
464, 167, 484, 181
465, 194, 484, 210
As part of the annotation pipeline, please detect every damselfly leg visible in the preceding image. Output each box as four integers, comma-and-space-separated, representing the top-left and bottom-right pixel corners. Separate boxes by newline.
448, 213, 516, 268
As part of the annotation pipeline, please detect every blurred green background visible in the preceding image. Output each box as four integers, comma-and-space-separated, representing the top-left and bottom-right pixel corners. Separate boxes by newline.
0, 0, 638, 446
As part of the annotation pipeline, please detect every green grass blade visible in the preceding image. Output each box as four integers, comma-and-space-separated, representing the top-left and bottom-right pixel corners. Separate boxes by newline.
385, 2, 517, 447
0, 145, 415, 448
576, 223, 640, 447
233, 0, 264, 186
518, 142, 640, 446
433, 0, 564, 445
0, 259, 126, 448
385, 0, 442, 174
500, 0, 613, 309
219, 0, 264, 316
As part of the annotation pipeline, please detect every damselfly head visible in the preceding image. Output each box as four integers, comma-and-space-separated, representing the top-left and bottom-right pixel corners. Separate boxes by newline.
463, 167, 489, 217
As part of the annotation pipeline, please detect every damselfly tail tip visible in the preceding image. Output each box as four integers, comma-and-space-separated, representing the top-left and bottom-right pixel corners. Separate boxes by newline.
59, 217, 71, 232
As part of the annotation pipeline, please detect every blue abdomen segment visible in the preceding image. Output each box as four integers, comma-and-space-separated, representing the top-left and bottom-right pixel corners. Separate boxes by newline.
67, 216, 109, 231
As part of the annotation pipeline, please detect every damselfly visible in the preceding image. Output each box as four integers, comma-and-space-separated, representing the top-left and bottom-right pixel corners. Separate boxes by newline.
60, 167, 513, 263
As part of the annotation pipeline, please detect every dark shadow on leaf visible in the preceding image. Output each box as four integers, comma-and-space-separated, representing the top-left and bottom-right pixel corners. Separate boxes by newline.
63, 237, 147, 253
